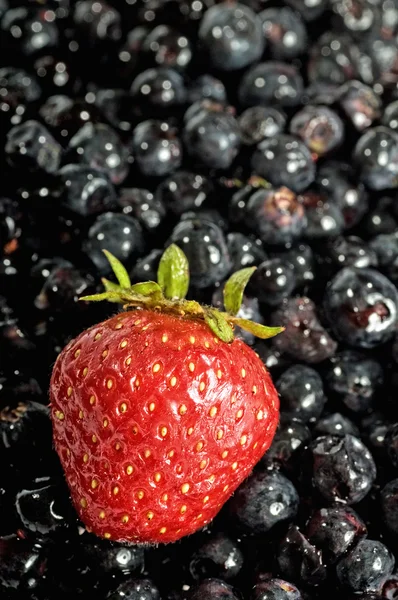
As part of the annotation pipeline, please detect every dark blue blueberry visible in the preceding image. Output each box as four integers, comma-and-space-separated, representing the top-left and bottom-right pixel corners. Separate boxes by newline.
187, 75, 227, 105
325, 236, 378, 270
252, 135, 315, 193
309, 434, 377, 504
381, 479, 398, 535
189, 534, 243, 581
34, 263, 95, 313
130, 249, 162, 283
326, 350, 383, 413
298, 187, 345, 239
73, 0, 122, 44
317, 161, 369, 229
83, 212, 145, 276
188, 578, 240, 600
243, 187, 306, 246
39, 95, 102, 142
0, 534, 48, 591
6, 120, 62, 174
308, 32, 359, 85
131, 67, 186, 111
131, 120, 182, 177
271, 297, 337, 364
259, 7, 307, 60
262, 416, 311, 470
290, 105, 344, 156
336, 539, 394, 594
114, 26, 148, 82
385, 423, 398, 468
276, 364, 325, 423
338, 80, 382, 131
251, 578, 302, 600
238, 106, 287, 146
58, 164, 117, 217
354, 126, 398, 191
94, 89, 136, 135
106, 578, 160, 600
227, 233, 267, 271
369, 232, 398, 283
198, 2, 264, 71
382, 100, 398, 132
0, 67, 41, 128
142, 25, 192, 70
363, 196, 398, 238
212, 283, 262, 345
156, 171, 213, 217
1, 6, 59, 57
306, 505, 367, 565
68, 122, 130, 185
33, 55, 78, 96
274, 244, 315, 288
248, 258, 296, 306
228, 469, 299, 534
286, 0, 328, 21
183, 102, 240, 170
277, 525, 327, 586
361, 413, 391, 455
117, 188, 166, 233
314, 413, 359, 438
323, 267, 398, 349
239, 63, 304, 108
168, 217, 231, 288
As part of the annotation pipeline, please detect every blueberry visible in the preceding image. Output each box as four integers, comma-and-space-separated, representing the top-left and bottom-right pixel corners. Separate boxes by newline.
325, 350, 383, 413
1, 6, 59, 57
271, 297, 337, 364
0, 534, 48, 591
323, 267, 398, 349
39, 95, 102, 142
106, 578, 160, 600
187, 75, 227, 105
363, 196, 398, 238
354, 126, 398, 191
259, 7, 307, 60
336, 539, 395, 594
189, 534, 243, 581
168, 217, 231, 288
68, 122, 130, 185
369, 232, 398, 283
382, 100, 398, 132
188, 578, 240, 600
6, 120, 62, 174
239, 63, 304, 108
277, 525, 327, 586
83, 212, 145, 276
286, 0, 328, 21
251, 578, 302, 600
0, 66, 41, 126
156, 171, 213, 217
306, 505, 367, 565
252, 136, 315, 193
385, 423, 398, 468
131, 67, 186, 111
381, 479, 398, 535
130, 249, 162, 283
275, 244, 315, 288
228, 469, 299, 534
248, 258, 296, 306
309, 434, 377, 504
290, 106, 344, 156
117, 188, 166, 233
142, 25, 192, 70
325, 236, 378, 270
243, 187, 307, 246
34, 263, 95, 313
338, 80, 382, 131
73, 0, 122, 44
361, 413, 391, 456
276, 365, 325, 423
298, 187, 345, 240
58, 164, 117, 217
131, 120, 182, 177
198, 3, 264, 71
308, 32, 359, 85
227, 233, 267, 271
262, 416, 311, 470
183, 102, 240, 170
313, 413, 359, 438
238, 106, 287, 146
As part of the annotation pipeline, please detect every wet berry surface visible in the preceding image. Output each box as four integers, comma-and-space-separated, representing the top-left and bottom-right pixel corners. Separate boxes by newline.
1, 1, 398, 599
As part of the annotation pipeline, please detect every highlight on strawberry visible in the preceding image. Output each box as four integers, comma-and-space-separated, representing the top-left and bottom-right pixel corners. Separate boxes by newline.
50, 245, 283, 545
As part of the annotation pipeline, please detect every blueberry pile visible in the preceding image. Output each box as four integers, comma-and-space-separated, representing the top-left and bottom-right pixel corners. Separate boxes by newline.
1, 0, 398, 599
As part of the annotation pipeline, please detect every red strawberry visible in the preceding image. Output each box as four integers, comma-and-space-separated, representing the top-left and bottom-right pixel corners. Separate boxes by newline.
50, 246, 283, 544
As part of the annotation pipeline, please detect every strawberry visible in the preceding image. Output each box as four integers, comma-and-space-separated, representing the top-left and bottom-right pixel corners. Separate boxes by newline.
50, 245, 283, 544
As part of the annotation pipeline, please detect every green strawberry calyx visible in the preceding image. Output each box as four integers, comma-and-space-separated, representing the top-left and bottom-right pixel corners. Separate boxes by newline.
80, 245, 284, 344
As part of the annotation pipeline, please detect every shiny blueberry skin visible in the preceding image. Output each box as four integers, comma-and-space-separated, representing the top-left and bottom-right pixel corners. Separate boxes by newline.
189, 534, 244, 581
58, 164, 117, 217
277, 524, 327, 586
251, 578, 302, 600
285, 0, 328, 20
1, 6, 59, 57
385, 423, 398, 469
382, 100, 398, 132
252, 135, 315, 193
143, 25, 192, 70
306, 505, 367, 565
290, 105, 344, 156
198, 2, 264, 71
73, 1, 122, 44
156, 171, 213, 217
227, 233, 267, 271
117, 188, 166, 233
276, 364, 325, 423
0, 534, 48, 591
336, 539, 395, 594
248, 258, 296, 306
39, 95, 102, 142
131, 120, 182, 177
238, 106, 287, 146
324, 267, 398, 349
325, 236, 378, 271
262, 416, 311, 470
275, 244, 315, 288
308, 32, 359, 85
338, 80, 382, 132
259, 7, 307, 60
5, 119, 62, 174
130, 249, 162, 284
298, 187, 345, 239
314, 413, 359, 438
309, 434, 377, 504
131, 67, 186, 112
168, 217, 232, 288
187, 75, 227, 105
354, 126, 398, 191
326, 351, 383, 413
239, 63, 304, 108
106, 578, 160, 600
369, 232, 398, 283
381, 479, 398, 535
228, 469, 299, 534
363, 196, 398, 238
188, 578, 241, 600
271, 297, 337, 364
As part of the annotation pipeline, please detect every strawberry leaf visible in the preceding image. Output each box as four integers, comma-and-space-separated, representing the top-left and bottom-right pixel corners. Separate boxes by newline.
233, 318, 285, 339
223, 267, 256, 315
101, 278, 123, 302
130, 281, 163, 300
157, 244, 189, 301
204, 308, 234, 343
80, 291, 121, 302
103, 250, 131, 289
